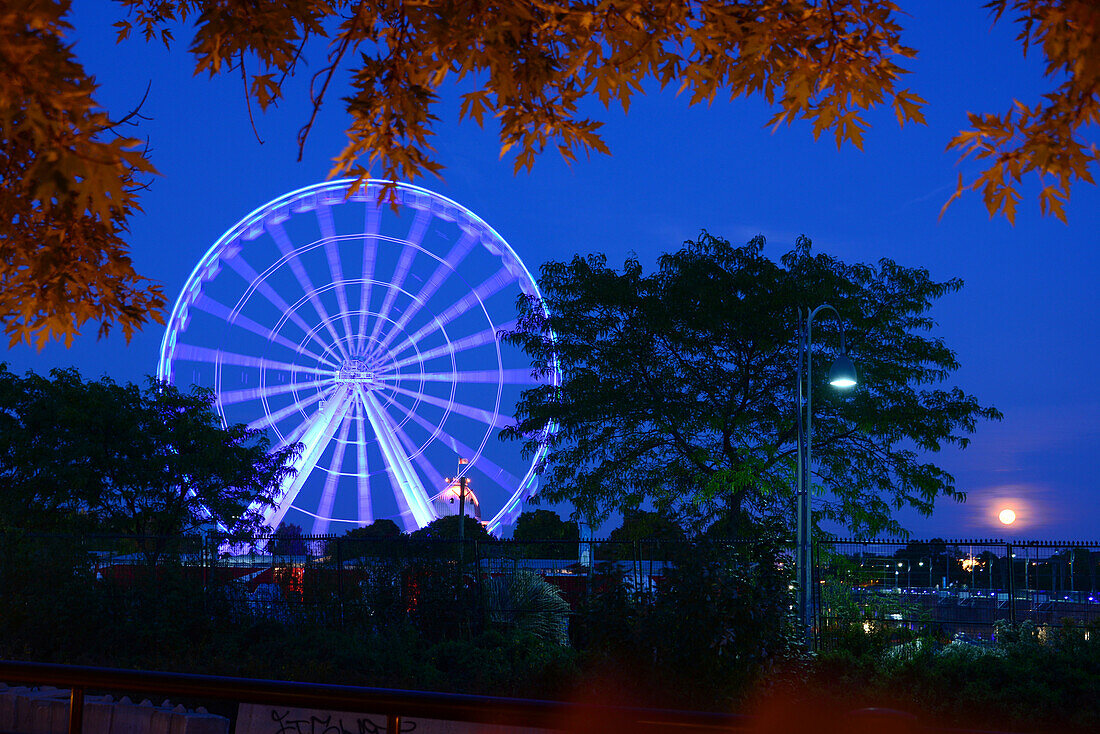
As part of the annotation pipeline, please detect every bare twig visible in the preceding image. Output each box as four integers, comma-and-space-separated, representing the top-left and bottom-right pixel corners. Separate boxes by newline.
298, 12, 361, 162
240, 53, 265, 145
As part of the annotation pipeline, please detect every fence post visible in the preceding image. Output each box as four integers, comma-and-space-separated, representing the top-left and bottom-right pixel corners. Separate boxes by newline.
201, 533, 210, 617
336, 536, 344, 628
1006, 542, 1016, 625
632, 539, 640, 597
586, 537, 594, 603
811, 540, 819, 649
67, 686, 84, 734
474, 539, 484, 635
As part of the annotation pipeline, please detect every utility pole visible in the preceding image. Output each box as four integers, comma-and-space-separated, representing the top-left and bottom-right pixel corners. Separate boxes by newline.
456, 457, 469, 544
453, 458, 471, 622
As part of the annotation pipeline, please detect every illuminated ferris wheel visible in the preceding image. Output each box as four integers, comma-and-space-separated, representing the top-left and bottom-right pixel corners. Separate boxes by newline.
157, 180, 557, 535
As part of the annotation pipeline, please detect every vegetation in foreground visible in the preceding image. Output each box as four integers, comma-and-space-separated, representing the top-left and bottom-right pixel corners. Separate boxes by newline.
802, 619, 1100, 733
2, 526, 1098, 733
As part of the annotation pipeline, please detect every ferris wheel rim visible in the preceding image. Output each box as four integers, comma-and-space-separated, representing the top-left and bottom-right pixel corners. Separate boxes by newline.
156, 179, 548, 381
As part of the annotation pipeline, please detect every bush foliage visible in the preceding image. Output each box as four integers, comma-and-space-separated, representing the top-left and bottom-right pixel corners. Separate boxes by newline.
2, 532, 1098, 732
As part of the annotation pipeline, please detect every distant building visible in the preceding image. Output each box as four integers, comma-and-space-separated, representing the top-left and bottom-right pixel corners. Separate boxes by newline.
433, 458, 481, 520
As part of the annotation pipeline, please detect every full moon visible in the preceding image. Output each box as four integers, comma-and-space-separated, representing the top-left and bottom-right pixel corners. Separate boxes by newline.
999, 508, 1017, 525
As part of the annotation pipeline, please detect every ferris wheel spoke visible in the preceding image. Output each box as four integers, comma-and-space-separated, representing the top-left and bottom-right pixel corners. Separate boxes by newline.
356, 205, 381, 355
267, 221, 350, 361
274, 411, 314, 451
315, 206, 357, 350
173, 343, 335, 378
225, 255, 335, 357
352, 398, 373, 525
386, 368, 536, 385
262, 385, 355, 529
311, 409, 355, 535
384, 383, 514, 431
357, 387, 436, 530
219, 379, 330, 408
368, 210, 430, 346
376, 393, 448, 499
375, 229, 478, 352
388, 320, 516, 371
383, 265, 517, 359
401, 406, 524, 495
190, 294, 334, 365
246, 384, 336, 432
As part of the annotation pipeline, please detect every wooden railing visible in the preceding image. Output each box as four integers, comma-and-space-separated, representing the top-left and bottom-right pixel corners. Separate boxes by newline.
0, 660, 750, 734
0, 660, 1026, 734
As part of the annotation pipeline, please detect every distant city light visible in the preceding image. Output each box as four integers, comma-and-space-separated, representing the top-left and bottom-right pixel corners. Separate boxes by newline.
999, 508, 1017, 525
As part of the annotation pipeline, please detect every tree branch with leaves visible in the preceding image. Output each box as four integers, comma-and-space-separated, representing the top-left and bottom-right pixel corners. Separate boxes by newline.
3, 1, 1096, 346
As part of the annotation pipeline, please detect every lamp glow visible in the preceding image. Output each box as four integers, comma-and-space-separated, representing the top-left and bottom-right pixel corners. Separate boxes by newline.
828, 353, 858, 388
999, 508, 1017, 525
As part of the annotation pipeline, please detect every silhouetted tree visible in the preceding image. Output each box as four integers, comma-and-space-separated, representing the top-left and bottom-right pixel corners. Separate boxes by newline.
513, 509, 579, 559
504, 234, 1000, 536
0, 365, 297, 561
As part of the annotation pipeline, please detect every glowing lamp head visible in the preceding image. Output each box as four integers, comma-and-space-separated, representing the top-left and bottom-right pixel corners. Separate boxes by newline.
828, 353, 858, 388
999, 508, 1017, 526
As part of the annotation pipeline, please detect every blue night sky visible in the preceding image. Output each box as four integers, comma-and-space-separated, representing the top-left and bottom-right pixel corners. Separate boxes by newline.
6, 1, 1098, 539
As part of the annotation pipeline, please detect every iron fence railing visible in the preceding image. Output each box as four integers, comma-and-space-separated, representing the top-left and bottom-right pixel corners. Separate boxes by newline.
0, 659, 1035, 734
1, 532, 1097, 646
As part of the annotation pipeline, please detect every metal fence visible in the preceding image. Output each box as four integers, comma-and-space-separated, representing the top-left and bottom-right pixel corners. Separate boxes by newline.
0, 659, 1022, 734
2, 532, 1097, 647
203, 534, 716, 636
0, 532, 766, 648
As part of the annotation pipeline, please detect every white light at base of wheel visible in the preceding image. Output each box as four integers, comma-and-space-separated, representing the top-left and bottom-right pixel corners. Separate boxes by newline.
158, 180, 558, 535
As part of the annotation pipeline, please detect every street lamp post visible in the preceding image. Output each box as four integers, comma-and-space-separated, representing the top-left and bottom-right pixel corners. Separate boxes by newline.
920, 557, 933, 588
895, 560, 911, 590
795, 304, 857, 647
453, 456, 471, 539
1069, 548, 1075, 594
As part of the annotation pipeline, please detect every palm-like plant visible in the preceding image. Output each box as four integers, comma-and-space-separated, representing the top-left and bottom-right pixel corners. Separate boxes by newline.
482, 570, 571, 645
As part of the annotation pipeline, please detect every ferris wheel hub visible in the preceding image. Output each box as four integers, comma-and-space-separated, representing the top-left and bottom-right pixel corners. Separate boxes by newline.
336, 358, 385, 389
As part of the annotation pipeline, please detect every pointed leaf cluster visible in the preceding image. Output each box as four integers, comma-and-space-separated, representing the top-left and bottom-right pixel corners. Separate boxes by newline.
4, 1, 1095, 347
944, 0, 1099, 223
113, 0, 925, 193
1, 0, 164, 347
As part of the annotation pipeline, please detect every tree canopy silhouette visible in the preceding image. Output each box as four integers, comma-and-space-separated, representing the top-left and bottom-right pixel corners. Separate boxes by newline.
0, 365, 298, 538
503, 233, 1001, 536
